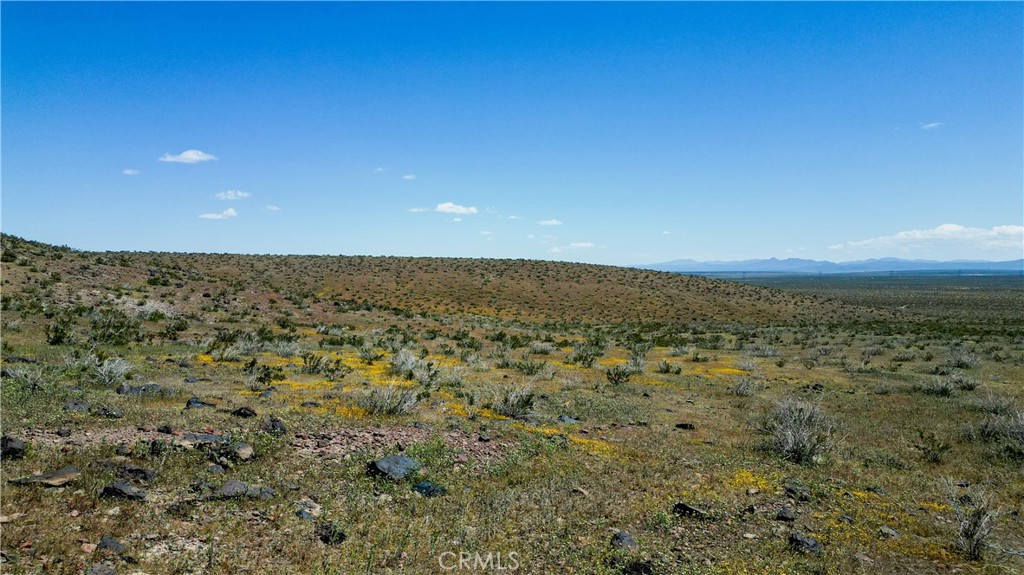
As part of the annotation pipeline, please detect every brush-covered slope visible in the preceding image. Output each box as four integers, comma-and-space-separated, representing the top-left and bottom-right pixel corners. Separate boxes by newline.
0, 235, 893, 325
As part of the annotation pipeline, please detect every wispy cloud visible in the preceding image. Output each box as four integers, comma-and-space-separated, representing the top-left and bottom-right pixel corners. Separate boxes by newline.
402, 174, 416, 180
538, 219, 562, 226
409, 207, 430, 213
373, 167, 388, 173
452, 217, 462, 222
122, 168, 140, 176
265, 205, 281, 211
920, 122, 944, 130
829, 224, 1023, 252
159, 149, 217, 163
198, 208, 237, 220
215, 190, 250, 200
662, 230, 672, 235
435, 202, 478, 215
569, 242, 595, 248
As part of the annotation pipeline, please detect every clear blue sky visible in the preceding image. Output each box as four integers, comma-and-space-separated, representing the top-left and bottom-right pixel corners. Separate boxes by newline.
3, 2, 1021, 264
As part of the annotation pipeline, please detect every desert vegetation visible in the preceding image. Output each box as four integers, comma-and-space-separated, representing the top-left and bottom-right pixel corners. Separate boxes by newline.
1, 234, 1022, 574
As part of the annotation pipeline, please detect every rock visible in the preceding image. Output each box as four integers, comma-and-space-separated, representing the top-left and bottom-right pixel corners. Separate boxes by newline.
184, 397, 215, 410
368, 455, 420, 481
854, 552, 874, 564
296, 498, 322, 521
94, 407, 124, 419
86, 564, 116, 575
10, 465, 81, 487
181, 432, 224, 446
300, 401, 320, 408
101, 481, 147, 501
261, 416, 287, 435
784, 484, 810, 501
157, 425, 173, 434
215, 480, 274, 500
672, 502, 708, 519
231, 407, 257, 418
97, 535, 126, 554
65, 399, 90, 413
258, 390, 276, 399
207, 464, 225, 474
117, 464, 157, 483
412, 421, 433, 430
610, 531, 638, 549
231, 442, 254, 461
1, 436, 27, 460
116, 382, 162, 396
315, 520, 347, 545
675, 423, 696, 430
57, 428, 73, 438
412, 481, 447, 498
184, 377, 199, 383
788, 531, 822, 554
477, 434, 491, 443
776, 507, 797, 522
838, 514, 855, 524
879, 525, 899, 539
621, 560, 654, 575
557, 415, 579, 424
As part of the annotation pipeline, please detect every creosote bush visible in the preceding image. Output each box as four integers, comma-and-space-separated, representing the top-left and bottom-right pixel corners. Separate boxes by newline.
490, 384, 535, 419
946, 480, 1000, 561
359, 385, 418, 415
755, 397, 836, 464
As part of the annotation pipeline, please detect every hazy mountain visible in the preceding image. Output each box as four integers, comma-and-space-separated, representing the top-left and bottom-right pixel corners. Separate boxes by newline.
640, 257, 1024, 274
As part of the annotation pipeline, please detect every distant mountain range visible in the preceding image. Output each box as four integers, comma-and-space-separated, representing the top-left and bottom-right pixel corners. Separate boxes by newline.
640, 257, 1024, 274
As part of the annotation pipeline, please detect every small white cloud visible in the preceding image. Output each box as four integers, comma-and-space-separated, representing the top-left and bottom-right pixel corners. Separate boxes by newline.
662, 230, 671, 235
374, 167, 388, 173
453, 217, 462, 222
569, 242, 595, 248
122, 168, 140, 176
527, 234, 535, 239
920, 122, 944, 130
159, 149, 217, 163
409, 207, 430, 213
215, 190, 250, 200
508, 215, 521, 220
198, 208, 237, 220
547, 247, 562, 253
436, 202, 478, 215
538, 219, 562, 226
402, 174, 416, 180
265, 205, 281, 211
480, 230, 493, 235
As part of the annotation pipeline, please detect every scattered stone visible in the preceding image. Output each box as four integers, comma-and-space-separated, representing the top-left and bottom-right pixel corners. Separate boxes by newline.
117, 464, 157, 483
478, 434, 491, 443
621, 560, 654, 575
776, 507, 797, 522
184, 377, 199, 383
184, 397, 215, 410
10, 465, 81, 487
610, 531, 638, 549
296, 497, 322, 521
368, 455, 420, 481
81, 543, 98, 554
157, 425, 173, 434
207, 464, 225, 474
675, 423, 696, 430
261, 416, 287, 435
57, 428, 73, 438
65, 399, 90, 413
101, 481, 147, 501
86, 564, 116, 575
572, 487, 590, 497
746, 488, 759, 496
784, 484, 811, 501
854, 552, 874, 564
181, 432, 225, 445
231, 442, 254, 461
116, 382, 162, 396
672, 502, 708, 519
557, 415, 579, 424
788, 531, 822, 554
315, 520, 347, 545
838, 514, 855, 524
300, 401, 320, 408
412, 481, 447, 498
1, 436, 27, 460
94, 407, 124, 419
743, 533, 758, 540
258, 390, 277, 399
215, 479, 274, 500
231, 407, 257, 418
97, 535, 126, 554
879, 525, 899, 539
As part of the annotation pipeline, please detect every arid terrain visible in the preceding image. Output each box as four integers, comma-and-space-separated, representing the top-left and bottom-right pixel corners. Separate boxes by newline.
1, 234, 1022, 574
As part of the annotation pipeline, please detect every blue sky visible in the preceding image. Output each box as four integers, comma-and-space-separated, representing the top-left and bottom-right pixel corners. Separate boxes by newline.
2, 2, 1021, 264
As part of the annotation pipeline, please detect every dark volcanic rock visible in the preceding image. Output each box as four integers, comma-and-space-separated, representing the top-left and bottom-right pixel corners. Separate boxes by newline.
231, 407, 257, 418
101, 481, 147, 501
368, 455, 420, 480
116, 382, 163, 396
785, 484, 811, 501
215, 479, 274, 500
1, 436, 27, 460
94, 407, 124, 419
97, 535, 126, 554
117, 464, 158, 483
675, 422, 696, 430
610, 531, 638, 549
776, 507, 797, 522
261, 416, 287, 435
10, 465, 80, 487
315, 520, 347, 545
672, 502, 708, 519
557, 415, 579, 424
65, 399, 90, 413
412, 481, 447, 498
86, 564, 116, 575
788, 532, 822, 554
184, 397, 216, 410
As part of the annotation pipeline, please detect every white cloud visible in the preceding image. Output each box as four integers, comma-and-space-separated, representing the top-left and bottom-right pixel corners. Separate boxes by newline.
569, 242, 595, 248
215, 190, 250, 200
480, 231, 493, 236
538, 219, 562, 226
452, 217, 462, 222
662, 230, 671, 235
402, 174, 416, 180
508, 215, 521, 220
198, 208, 237, 220
374, 167, 388, 173
409, 207, 430, 213
527, 234, 535, 239
122, 168, 140, 176
435, 202, 478, 215
829, 223, 1023, 252
159, 149, 217, 163
920, 122, 944, 130
547, 247, 562, 253
265, 205, 281, 211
